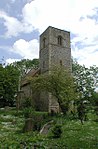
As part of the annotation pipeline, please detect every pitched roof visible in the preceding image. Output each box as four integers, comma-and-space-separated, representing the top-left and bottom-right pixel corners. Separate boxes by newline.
21, 68, 40, 86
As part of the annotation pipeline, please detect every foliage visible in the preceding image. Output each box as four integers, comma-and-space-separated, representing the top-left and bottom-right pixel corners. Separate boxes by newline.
0, 64, 19, 107
0, 108, 98, 148
22, 97, 32, 108
0, 58, 39, 107
12, 58, 39, 77
31, 67, 77, 114
51, 124, 62, 138
91, 92, 98, 116
77, 102, 87, 124
23, 107, 49, 132
23, 107, 34, 118
72, 59, 98, 103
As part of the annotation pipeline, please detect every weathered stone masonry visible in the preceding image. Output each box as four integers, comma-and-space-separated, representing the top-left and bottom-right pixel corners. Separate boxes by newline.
17, 26, 71, 112
39, 26, 71, 112
40, 26, 71, 73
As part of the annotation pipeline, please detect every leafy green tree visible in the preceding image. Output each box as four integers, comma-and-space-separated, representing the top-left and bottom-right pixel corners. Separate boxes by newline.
0, 65, 5, 99
31, 67, 77, 113
13, 59, 39, 78
0, 64, 19, 106
72, 59, 98, 103
0, 58, 39, 107
91, 92, 98, 115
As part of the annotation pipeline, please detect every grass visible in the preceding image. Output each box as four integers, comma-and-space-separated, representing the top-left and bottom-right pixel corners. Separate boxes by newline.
0, 107, 98, 148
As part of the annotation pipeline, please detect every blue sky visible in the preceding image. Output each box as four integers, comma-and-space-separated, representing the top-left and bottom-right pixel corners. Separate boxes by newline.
0, 0, 98, 67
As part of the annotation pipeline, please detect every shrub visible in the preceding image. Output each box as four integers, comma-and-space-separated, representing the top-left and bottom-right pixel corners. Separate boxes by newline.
52, 124, 62, 138
22, 97, 32, 108
23, 107, 34, 118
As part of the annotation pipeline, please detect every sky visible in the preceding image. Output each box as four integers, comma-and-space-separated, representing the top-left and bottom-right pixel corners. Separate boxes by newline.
0, 0, 98, 67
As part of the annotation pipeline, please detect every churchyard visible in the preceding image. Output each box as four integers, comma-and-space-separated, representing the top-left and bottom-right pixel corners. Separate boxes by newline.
0, 107, 98, 148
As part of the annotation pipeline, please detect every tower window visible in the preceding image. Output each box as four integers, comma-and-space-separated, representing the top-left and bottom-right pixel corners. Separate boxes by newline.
58, 36, 62, 45
60, 60, 62, 66
43, 37, 46, 48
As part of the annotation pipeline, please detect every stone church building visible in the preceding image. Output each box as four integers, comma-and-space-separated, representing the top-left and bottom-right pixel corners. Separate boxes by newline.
17, 26, 71, 112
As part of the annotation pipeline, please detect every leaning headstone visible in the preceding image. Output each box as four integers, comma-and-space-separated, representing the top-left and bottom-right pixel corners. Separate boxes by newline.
40, 120, 54, 135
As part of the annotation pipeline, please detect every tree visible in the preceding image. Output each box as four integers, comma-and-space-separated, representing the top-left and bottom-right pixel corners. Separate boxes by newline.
31, 67, 77, 114
0, 65, 5, 100
0, 64, 19, 106
91, 92, 98, 116
0, 58, 39, 107
72, 59, 98, 103
12, 59, 39, 78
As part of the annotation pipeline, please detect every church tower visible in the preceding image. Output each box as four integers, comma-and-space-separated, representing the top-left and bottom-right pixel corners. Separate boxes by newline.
39, 26, 71, 112
40, 26, 71, 73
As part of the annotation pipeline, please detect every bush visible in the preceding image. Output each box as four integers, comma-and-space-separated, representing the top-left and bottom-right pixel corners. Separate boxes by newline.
23, 107, 34, 118
52, 124, 62, 138
22, 97, 32, 108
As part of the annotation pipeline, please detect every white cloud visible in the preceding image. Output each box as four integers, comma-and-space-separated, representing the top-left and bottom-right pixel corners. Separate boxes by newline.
11, 39, 39, 59
21, 0, 98, 33
6, 58, 21, 64
0, 11, 24, 37
1, 0, 98, 37
1, 0, 98, 67
21, 0, 98, 67
71, 41, 98, 67
10, 0, 16, 3
23, 0, 34, 3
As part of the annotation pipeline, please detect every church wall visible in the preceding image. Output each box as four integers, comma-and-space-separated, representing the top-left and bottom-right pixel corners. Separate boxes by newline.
49, 45, 71, 70
16, 84, 32, 109
39, 26, 71, 112
18, 26, 71, 112
49, 27, 71, 70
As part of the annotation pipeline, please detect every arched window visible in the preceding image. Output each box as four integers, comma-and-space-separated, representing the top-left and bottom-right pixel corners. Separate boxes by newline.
43, 37, 46, 48
60, 60, 62, 66
58, 36, 62, 45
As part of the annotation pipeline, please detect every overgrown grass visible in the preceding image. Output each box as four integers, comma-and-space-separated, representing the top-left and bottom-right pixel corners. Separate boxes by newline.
0, 107, 98, 148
